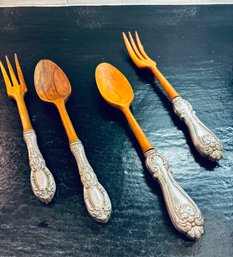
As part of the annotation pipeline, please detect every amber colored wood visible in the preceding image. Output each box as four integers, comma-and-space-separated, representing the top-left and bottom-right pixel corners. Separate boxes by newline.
123, 31, 179, 101
150, 66, 179, 100
95, 62, 154, 154
121, 107, 154, 153
56, 100, 79, 143
0, 55, 33, 132
16, 98, 33, 131
34, 60, 79, 143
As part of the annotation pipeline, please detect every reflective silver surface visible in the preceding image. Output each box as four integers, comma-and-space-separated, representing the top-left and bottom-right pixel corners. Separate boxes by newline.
23, 130, 56, 203
70, 141, 112, 223
172, 96, 223, 161
145, 149, 204, 239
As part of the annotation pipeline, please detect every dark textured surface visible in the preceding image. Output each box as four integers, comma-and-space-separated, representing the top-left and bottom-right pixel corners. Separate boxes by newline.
0, 5, 232, 257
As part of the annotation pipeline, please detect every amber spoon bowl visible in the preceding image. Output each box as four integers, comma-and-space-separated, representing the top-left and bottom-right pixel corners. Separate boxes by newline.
95, 62, 204, 239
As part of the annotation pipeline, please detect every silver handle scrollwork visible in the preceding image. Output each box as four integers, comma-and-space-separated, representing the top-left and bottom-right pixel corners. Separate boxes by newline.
23, 130, 56, 204
172, 96, 223, 161
70, 140, 112, 223
145, 149, 204, 239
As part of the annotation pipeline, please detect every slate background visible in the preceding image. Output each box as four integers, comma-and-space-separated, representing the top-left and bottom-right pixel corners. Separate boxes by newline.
0, 5, 232, 257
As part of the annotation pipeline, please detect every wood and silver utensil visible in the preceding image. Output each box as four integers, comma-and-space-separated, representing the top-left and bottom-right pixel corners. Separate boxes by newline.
95, 62, 204, 239
122, 31, 223, 162
0, 54, 56, 203
34, 59, 111, 223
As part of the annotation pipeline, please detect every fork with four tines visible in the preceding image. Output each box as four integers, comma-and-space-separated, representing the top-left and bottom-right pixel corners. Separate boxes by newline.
0, 54, 56, 203
122, 31, 223, 162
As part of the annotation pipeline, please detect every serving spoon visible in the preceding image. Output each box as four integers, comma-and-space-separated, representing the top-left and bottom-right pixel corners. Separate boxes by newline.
95, 62, 204, 239
34, 59, 111, 223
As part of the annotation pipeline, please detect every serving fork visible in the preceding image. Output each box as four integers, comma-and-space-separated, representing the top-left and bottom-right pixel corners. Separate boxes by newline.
0, 54, 56, 203
122, 31, 223, 162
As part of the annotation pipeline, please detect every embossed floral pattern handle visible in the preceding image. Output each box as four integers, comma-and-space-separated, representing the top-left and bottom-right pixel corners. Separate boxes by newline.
70, 141, 112, 223
0, 55, 56, 204
34, 60, 112, 223
172, 96, 223, 161
24, 130, 56, 204
145, 149, 204, 239
122, 32, 223, 161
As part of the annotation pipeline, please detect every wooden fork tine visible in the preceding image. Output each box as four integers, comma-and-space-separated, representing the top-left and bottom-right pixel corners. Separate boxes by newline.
135, 31, 151, 60
14, 53, 27, 92
128, 31, 144, 60
0, 61, 13, 95
122, 32, 143, 68
5, 55, 19, 86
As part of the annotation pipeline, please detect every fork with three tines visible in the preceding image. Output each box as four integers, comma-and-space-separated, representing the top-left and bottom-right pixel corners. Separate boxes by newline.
122, 31, 223, 162
0, 54, 56, 203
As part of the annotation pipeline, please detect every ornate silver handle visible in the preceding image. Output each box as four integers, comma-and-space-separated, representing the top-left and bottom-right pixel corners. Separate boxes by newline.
172, 96, 222, 161
145, 149, 204, 239
70, 141, 112, 223
23, 130, 56, 204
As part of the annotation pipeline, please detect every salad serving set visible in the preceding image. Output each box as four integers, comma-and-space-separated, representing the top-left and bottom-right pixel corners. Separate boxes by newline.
0, 32, 223, 240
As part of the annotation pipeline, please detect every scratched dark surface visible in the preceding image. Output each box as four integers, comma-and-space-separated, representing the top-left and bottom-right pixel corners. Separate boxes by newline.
0, 5, 232, 257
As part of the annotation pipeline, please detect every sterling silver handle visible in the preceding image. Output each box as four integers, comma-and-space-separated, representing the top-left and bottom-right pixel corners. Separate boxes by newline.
172, 96, 223, 161
23, 130, 56, 204
70, 140, 111, 223
145, 149, 204, 239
